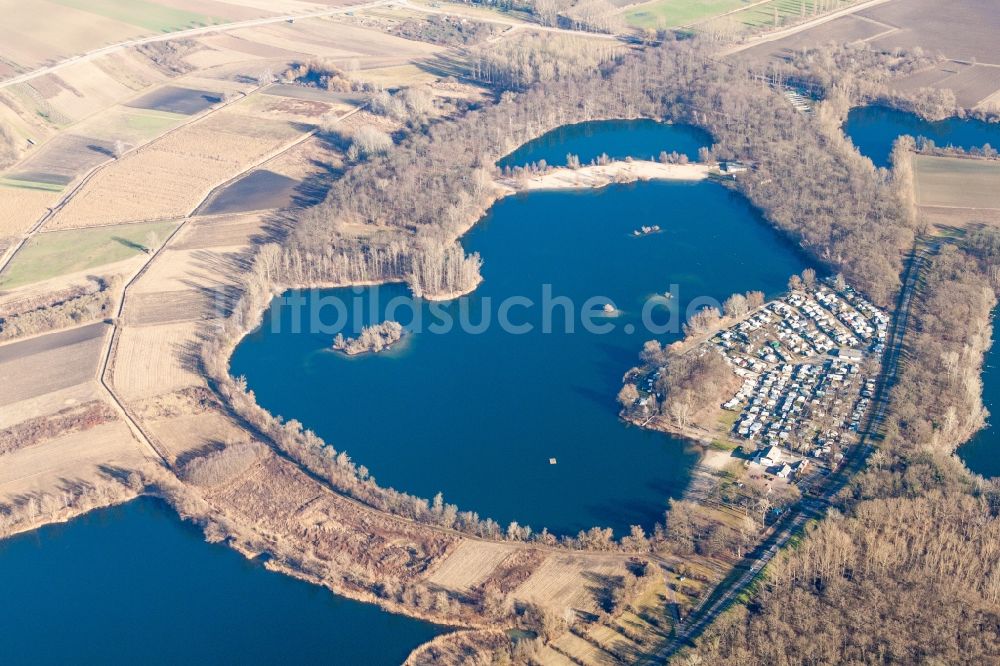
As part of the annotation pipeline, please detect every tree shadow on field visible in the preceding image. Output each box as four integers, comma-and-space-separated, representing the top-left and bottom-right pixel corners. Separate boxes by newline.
112, 236, 148, 253
414, 53, 484, 88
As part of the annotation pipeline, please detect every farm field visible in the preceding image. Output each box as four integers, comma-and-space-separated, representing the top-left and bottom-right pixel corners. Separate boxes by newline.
145, 410, 248, 463
914, 155, 1000, 210
860, 0, 1000, 64
0, 322, 109, 406
0, 220, 177, 289
112, 322, 209, 400
625, 0, 746, 30
48, 103, 309, 228
0, 183, 58, 237
626, 0, 865, 32
71, 107, 188, 145
0, 419, 147, 500
0, 0, 284, 74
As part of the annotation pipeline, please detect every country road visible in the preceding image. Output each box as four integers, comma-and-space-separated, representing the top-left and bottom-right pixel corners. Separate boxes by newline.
653, 240, 932, 660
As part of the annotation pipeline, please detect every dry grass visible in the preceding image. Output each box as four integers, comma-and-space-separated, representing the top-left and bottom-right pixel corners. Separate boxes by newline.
551, 632, 619, 666
428, 540, 518, 591
112, 321, 207, 400
513, 552, 628, 616
146, 410, 249, 463
0, 382, 102, 430
0, 420, 148, 500
920, 205, 1000, 230
130, 246, 242, 295
535, 645, 578, 666
202, 453, 458, 582
914, 155, 1000, 211
49, 107, 305, 228
173, 213, 272, 250
125, 290, 218, 325
0, 184, 56, 236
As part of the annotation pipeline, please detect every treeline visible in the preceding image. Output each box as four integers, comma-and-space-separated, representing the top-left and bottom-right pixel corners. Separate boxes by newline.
0, 400, 115, 456
470, 32, 622, 90
0, 277, 118, 341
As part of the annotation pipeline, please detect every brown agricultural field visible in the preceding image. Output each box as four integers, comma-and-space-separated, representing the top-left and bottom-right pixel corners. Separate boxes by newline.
914, 155, 1000, 211
5, 133, 117, 187
227, 16, 443, 62
427, 540, 519, 591
0, 184, 57, 237
0, 382, 103, 430
0, 0, 146, 72
0, 420, 148, 500
125, 290, 220, 326
145, 409, 250, 464
48, 105, 307, 228
894, 63, 1000, 109
512, 552, 632, 613
860, 0, 1000, 64
112, 321, 208, 401
0, 322, 110, 407
171, 212, 273, 250
729, 12, 891, 64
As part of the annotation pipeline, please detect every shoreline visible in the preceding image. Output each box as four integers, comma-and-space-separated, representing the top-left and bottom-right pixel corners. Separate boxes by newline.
498, 160, 711, 193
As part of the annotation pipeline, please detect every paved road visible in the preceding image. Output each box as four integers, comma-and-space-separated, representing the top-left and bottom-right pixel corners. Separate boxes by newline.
652, 241, 931, 661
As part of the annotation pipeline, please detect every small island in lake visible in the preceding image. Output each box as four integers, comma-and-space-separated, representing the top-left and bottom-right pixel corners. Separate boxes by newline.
333, 321, 405, 355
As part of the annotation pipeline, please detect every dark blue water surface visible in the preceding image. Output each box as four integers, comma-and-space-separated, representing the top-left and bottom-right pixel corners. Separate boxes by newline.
232, 125, 811, 536
958, 310, 1000, 478
497, 119, 711, 169
843, 106, 1000, 169
0, 498, 443, 665
842, 107, 1000, 477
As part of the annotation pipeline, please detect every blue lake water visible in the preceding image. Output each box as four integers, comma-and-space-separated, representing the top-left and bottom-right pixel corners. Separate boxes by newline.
497, 119, 711, 169
0, 498, 443, 665
233, 123, 811, 536
843, 106, 1000, 169
843, 107, 1000, 477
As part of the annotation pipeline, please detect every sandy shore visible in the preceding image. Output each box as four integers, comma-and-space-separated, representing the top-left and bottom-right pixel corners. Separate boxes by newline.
500, 160, 710, 193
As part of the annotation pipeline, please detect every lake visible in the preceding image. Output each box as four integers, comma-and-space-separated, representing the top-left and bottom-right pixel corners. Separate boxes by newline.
0, 498, 443, 665
497, 118, 711, 169
232, 121, 811, 536
843, 107, 1000, 478
843, 106, 1000, 169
